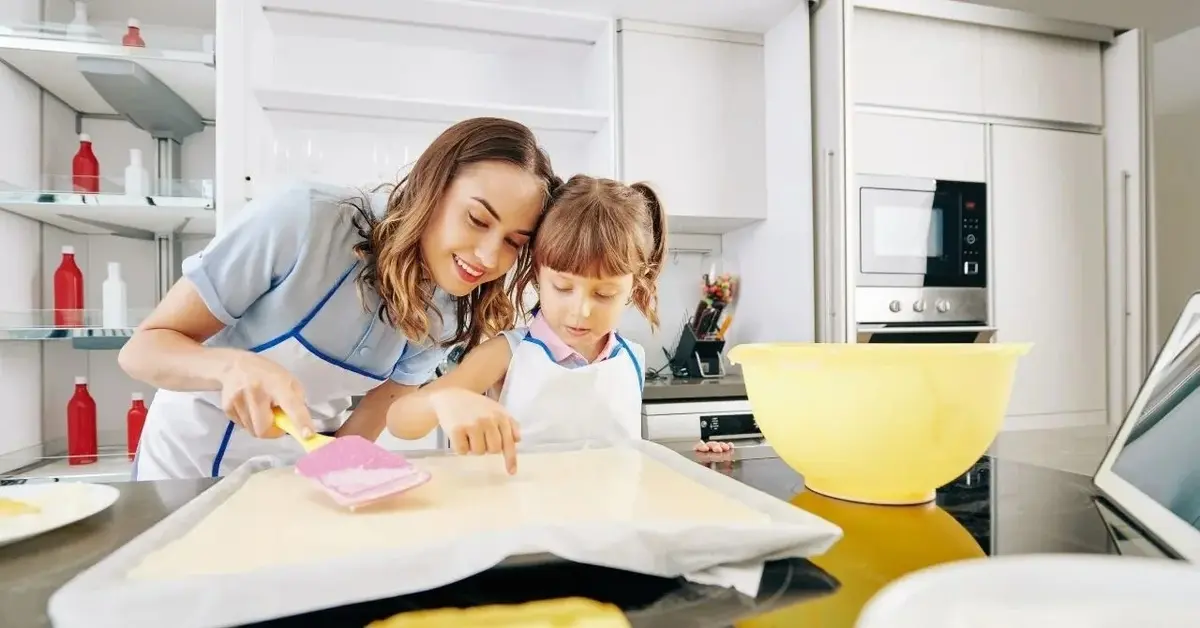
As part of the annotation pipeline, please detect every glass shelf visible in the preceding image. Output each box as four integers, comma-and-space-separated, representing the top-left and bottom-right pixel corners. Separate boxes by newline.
0, 442, 132, 482
0, 309, 148, 350
0, 176, 215, 237
0, 17, 214, 119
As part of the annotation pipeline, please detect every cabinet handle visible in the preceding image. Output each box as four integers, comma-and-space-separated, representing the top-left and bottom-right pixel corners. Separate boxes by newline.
1121, 169, 1132, 412
824, 149, 836, 342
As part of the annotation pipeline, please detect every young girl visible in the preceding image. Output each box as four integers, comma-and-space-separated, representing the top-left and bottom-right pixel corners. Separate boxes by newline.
385, 175, 729, 470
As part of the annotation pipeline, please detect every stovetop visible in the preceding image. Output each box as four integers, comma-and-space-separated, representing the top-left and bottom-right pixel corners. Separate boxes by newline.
248, 453, 1143, 628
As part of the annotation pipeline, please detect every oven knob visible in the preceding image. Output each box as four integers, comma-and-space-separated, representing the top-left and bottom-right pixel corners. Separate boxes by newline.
936, 299, 951, 313
912, 300, 926, 313
888, 300, 902, 313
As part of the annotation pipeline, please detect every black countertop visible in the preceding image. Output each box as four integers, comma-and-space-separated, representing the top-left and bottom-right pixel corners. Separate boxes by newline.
0, 450, 1166, 628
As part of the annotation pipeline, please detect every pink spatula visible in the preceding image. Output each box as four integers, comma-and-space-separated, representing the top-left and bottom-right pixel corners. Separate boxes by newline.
273, 409, 431, 509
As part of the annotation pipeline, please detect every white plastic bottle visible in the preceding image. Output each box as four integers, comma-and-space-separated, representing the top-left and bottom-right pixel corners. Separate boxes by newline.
124, 149, 149, 197
66, 1, 91, 40
102, 262, 128, 328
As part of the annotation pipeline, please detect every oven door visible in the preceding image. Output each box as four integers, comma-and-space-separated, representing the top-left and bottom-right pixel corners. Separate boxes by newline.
856, 325, 997, 344
857, 175, 983, 288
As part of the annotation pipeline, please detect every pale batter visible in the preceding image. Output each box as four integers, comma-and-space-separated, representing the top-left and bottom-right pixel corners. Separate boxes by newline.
127, 448, 770, 580
0, 497, 39, 517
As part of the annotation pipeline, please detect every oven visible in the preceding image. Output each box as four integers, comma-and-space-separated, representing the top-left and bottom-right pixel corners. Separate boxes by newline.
855, 174, 991, 342
642, 399, 776, 460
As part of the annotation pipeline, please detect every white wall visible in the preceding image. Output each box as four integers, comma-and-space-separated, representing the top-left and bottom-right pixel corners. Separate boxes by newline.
1152, 28, 1200, 343
0, 56, 47, 470
1151, 109, 1200, 339
721, 3, 813, 346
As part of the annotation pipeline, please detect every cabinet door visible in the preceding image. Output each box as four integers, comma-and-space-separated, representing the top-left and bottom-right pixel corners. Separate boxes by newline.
982, 28, 1102, 126
619, 28, 765, 230
993, 126, 1106, 421
855, 114, 985, 182
853, 8, 984, 114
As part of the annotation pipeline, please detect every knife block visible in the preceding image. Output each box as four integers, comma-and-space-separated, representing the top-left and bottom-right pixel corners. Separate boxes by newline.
670, 325, 726, 379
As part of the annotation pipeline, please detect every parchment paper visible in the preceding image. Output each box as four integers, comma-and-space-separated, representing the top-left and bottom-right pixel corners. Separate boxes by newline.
48, 440, 841, 628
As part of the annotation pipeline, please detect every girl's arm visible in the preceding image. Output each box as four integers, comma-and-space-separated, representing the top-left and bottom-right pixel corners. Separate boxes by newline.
385, 336, 514, 439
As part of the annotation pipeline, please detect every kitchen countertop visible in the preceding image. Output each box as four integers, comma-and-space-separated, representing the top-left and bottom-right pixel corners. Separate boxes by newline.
0, 447, 1165, 628
642, 374, 747, 402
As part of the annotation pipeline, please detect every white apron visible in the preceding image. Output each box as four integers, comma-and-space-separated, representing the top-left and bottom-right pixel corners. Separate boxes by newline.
498, 332, 645, 448
132, 264, 399, 481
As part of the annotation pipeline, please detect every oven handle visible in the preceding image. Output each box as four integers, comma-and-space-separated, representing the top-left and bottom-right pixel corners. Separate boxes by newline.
856, 325, 998, 344
856, 325, 997, 333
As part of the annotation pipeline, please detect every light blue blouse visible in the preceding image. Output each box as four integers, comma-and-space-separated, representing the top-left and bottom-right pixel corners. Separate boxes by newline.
183, 182, 455, 387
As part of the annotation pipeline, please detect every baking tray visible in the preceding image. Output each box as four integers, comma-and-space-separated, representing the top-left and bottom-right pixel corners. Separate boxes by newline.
48, 440, 842, 628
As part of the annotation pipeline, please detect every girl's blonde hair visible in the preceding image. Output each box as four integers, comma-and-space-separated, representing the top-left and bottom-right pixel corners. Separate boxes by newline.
516, 175, 668, 329
345, 118, 559, 352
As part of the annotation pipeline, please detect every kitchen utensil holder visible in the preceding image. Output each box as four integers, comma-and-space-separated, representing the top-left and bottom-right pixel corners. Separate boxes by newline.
671, 325, 726, 379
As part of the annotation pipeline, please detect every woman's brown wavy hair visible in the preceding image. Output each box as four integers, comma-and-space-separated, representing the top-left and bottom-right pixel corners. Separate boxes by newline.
345, 118, 558, 352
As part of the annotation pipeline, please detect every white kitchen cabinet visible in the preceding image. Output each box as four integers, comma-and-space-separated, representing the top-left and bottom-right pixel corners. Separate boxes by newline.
992, 126, 1107, 422
0, 2, 218, 468
853, 8, 984, 114
981, 27, 1103, 126
218, 0, 617, 226
818, 0, 1151, 434
618, 23, 766, 234
854, 114, 985, 182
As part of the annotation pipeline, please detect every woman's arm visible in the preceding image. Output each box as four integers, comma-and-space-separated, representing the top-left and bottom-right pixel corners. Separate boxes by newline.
385, 336, 513, 439
118, 279, 236, 391
118, 183, 321, 437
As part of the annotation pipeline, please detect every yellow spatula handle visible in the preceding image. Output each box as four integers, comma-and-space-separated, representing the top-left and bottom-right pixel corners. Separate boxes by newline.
272, 408, 334, 453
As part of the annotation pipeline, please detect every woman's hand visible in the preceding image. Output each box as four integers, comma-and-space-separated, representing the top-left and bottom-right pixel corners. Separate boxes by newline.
218, 352, 316, 440
431, 388, 520, 474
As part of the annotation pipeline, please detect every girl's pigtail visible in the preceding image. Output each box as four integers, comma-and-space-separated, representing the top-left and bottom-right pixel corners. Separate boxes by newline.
629, 182, 668, 329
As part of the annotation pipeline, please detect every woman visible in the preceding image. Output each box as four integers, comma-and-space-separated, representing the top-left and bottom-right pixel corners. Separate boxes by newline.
121, 118, 553, 480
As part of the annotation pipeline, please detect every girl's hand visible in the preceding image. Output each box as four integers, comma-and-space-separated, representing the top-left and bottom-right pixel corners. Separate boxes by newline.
694, 440, 733, 453
431, 388, 521, 474
218, 352, 316, 440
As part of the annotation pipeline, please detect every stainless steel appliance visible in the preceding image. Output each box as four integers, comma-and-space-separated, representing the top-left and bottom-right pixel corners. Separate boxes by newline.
854, 174, 992, 343
642, 399, 776, 460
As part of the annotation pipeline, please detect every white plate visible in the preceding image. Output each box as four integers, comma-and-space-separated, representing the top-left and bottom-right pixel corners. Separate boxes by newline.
0, 483, 120, 548
856, 554, 1200, 627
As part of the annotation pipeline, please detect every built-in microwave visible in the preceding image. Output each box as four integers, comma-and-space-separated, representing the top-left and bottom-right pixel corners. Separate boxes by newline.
855, 174, 988, 326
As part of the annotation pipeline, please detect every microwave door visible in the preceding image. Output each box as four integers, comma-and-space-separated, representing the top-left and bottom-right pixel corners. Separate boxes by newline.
859, 187, 945, 280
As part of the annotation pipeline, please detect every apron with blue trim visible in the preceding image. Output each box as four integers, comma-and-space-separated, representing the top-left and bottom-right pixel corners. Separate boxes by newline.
133, 263, 401, 481
497, 331, 645, 447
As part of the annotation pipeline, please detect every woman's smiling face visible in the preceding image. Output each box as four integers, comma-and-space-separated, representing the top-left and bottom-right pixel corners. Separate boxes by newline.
420, 161, 545, 297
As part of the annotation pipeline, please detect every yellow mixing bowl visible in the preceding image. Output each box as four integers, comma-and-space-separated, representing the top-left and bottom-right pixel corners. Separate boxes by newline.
728, 343, 1031, 505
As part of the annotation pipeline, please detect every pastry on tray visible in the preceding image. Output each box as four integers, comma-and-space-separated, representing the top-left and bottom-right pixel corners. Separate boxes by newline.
366, 597, 630, 627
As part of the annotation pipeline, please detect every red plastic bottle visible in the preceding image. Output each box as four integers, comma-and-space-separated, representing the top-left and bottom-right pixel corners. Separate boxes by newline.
53, 245, 85, 327
121, 18, 145, 47
67, 377, 98, 466
126, 392, 148, 461
72, 133, 100, 193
